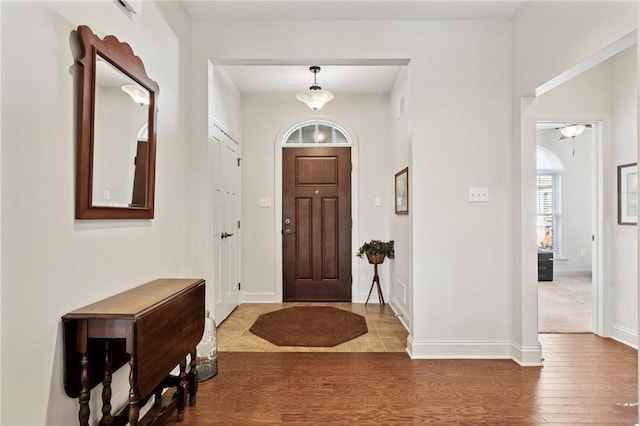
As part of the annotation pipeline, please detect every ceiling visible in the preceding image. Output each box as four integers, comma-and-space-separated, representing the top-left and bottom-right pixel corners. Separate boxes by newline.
178, 1, 528, 96
178, 1, 528, 21
220, 64, 405, 95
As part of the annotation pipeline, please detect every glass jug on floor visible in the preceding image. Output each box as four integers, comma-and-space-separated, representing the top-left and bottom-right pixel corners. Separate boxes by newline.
196, 309, 218, 381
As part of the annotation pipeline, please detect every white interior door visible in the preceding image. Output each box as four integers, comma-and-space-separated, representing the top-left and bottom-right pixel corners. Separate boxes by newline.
210, 125, 241, 325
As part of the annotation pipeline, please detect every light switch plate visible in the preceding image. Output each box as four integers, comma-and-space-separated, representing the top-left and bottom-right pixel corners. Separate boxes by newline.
258, 197, 271, 207
468, 187, 489, 202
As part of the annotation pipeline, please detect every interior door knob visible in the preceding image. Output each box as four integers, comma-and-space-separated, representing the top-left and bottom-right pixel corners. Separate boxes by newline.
221, 232, 234, 239
284, 218, 291, 225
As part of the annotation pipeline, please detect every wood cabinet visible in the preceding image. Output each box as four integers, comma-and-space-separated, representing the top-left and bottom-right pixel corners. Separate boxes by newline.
62, 278, 205, 425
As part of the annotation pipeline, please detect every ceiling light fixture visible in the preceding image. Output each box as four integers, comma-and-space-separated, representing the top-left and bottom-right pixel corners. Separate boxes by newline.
559, 123, 591, 157
121, 84, 149, 106
559, 124, 586, 139
296, 66, 334, 111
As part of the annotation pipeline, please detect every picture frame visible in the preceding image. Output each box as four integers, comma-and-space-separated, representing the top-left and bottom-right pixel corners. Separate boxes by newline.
395, 167, 409, 215
618, 162, 638, 225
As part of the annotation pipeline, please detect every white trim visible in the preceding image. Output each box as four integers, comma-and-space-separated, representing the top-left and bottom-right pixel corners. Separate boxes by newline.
407, 337, 542, 366
510, 341, 544, 367
389, 300, 410, 331
611, 323, 639, 349
212, 115, 241, 145
274, 116, 360, 302
240, 291, 279, 303
536, 30, 637, 97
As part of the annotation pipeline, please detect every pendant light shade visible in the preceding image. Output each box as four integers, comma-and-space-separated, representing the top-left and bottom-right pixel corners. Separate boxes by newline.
121, 84, 150, 105
296, 66, 334, 111
559, 124, 586, 139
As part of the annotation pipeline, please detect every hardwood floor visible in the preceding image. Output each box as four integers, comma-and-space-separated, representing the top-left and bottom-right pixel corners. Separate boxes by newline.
169, 333, 638, 424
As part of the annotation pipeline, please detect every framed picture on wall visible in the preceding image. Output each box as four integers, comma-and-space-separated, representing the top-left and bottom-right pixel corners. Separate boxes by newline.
395, 167, 409, 215
618, 162, 638, 225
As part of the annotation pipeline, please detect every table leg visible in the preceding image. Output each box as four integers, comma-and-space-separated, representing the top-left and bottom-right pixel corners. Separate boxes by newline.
99, 340, 113, 426
79, 351, 90, 426
152, 385, 163, 421
189, 348, 198, 406
128, 356, 139, 426
177, 357, 187, 420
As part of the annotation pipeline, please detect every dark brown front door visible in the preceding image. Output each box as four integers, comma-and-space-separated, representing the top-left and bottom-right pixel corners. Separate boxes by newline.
283, 147, 352, 301
131, 140, 148, 207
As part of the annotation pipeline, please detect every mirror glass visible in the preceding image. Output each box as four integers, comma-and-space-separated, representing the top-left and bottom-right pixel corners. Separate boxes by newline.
93, 55, 150, 208
75, 25, 158, 219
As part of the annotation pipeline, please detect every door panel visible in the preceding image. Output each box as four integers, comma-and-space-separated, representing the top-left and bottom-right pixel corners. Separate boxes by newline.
283, 147, 351, 301
210, 127, 240, 325
130, 140, 148, 207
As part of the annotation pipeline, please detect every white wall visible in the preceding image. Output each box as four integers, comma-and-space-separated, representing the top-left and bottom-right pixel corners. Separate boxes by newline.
512, 0, 639, 362
239, 93, 393, 302
211, 65, 242, 138
611, 46, 638, 344
389, 67, 412, 327
191, 19, 514, 359
0, 1, 192, 424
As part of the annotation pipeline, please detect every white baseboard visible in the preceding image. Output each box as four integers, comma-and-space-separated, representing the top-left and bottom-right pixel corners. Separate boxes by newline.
610, 323, 638, 349
239, 292, 278, 303
553, 270, 592, 277
389, 301, 410, 332
407, 337, 542, 366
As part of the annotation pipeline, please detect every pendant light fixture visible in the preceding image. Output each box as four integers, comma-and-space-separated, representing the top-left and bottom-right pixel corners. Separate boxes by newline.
121, 84, 150, 106
558, 123, 591, 157
296, 66, 334, 111
559, 124, 586, 139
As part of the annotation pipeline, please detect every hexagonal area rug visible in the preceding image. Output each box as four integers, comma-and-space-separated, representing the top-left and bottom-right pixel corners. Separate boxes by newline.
249, 306, 368, 347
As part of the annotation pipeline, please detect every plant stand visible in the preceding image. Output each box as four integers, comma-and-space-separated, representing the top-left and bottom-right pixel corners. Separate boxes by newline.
365, 256, 385, 307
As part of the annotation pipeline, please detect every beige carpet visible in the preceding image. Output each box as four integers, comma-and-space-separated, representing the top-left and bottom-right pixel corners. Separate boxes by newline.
538, 275, 591, 333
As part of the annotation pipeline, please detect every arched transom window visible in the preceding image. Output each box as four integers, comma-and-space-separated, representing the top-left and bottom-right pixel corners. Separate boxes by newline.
283, 120, 351, 145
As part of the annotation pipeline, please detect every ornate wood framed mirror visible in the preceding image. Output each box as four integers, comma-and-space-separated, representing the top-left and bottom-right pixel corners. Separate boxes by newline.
75, 25, 159, 219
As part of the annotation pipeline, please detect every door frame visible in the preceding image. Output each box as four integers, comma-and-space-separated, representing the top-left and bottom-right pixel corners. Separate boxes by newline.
274, 117, 360, 302
536, 115, 610, 336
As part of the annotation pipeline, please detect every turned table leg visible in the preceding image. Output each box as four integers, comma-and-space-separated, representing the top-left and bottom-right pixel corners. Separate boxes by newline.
189, 348, 198, 406
78, 351, 90, 426
177, 357, 187, 420
76, 319, 91, 426
128, 356, 139, 426
99, 340, 113, 426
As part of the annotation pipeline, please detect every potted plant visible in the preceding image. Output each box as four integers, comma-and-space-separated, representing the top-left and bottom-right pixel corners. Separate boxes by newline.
356, 239, 395, 264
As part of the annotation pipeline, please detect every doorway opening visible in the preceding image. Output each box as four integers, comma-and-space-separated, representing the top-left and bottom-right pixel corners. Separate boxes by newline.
536, 122, 596, 333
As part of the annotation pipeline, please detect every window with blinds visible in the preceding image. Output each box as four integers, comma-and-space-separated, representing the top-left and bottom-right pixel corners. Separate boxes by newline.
536, 174, 563, 257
